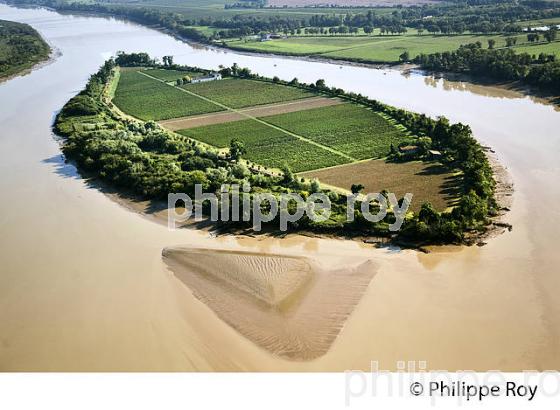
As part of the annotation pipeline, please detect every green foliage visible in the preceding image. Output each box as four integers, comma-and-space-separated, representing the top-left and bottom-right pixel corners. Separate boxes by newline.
0, 19, 50, 79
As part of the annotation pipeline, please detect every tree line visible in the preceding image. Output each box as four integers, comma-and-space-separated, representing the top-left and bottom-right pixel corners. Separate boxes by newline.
414, 40, 560, 92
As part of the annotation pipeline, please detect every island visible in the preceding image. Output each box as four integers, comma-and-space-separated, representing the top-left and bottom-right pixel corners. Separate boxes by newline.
0, 19, 50, 81
53, 52, 506, 247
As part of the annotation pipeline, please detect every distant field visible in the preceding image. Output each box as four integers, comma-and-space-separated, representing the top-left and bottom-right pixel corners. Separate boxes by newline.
261, 104, 407, 160
227, 33, 560, 62
182, 78, 314, 108
178, 119, 350, 172
113, 70, 223, 120
268, 0, 435, 5
300, 159, 462, 212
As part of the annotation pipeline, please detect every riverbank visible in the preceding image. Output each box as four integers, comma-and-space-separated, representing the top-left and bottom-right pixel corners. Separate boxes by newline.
0, 18, 53, 83
3, 3, 560, 372
53, 58, 508, 248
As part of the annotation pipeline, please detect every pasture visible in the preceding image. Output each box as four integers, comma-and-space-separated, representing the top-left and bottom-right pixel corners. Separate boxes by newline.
227, 33, 560, 62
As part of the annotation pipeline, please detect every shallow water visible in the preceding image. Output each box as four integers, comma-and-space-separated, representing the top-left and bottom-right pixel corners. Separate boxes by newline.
1, 3, 559, 371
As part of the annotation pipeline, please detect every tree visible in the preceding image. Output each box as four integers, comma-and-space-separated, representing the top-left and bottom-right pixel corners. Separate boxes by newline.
487, 39, 495, 49
363, 25, 373, 35
399, 51, 410, 62
505, 37, 517, 47
544, 26, 558, 43
229, 138, 246, 161
315, 78, 326, 88
351, 183, 364, 194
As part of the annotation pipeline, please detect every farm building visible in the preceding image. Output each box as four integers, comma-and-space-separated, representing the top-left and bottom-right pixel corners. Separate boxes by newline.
190, 72, 222, 84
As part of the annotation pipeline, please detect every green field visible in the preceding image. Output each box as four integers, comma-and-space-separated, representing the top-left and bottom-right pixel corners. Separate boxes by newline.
113, 70, 224, 120
142, 68, 204, 82
261, 104, 407, 160
227, 33, 560, 62
182, 78, 314, 108
114, 68, 412, 173
178, 119, 350, 172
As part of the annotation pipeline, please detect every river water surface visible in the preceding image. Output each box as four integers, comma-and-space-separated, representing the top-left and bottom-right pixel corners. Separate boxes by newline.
1, 3, 559, 371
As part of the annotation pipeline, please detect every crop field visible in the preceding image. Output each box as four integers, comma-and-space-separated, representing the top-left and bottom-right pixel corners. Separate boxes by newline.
113, 70, 224, 120
300, 159, 462, 212
261, 104, 407, 160
182, 78, 314, 108
227, 33, 560, 62
143, 68, 204, 82
177, 119, 350, 172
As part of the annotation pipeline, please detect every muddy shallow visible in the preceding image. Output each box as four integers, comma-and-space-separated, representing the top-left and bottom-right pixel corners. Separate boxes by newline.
0, 4, 559, 371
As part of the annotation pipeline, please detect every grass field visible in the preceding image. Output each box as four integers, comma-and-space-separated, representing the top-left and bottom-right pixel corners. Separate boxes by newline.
113, 70, 224, 120
182, 78, 314, 108
178, 119, 350, 172
261, 104, 408, 160
300, 159, 462, 212
227, 33, 560, 62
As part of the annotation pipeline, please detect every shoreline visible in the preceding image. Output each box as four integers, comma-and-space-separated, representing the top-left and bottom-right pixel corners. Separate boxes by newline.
0, 34, 58, 86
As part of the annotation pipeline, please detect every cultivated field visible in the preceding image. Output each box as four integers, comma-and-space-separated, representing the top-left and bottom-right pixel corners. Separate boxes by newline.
113, 70, 223, 120
261, 104, 407, 160
159, 97, 342, 130
113, 67, 452, 203
178, 119, 350, 172
268, 0, 435, 6
300, 159, 462, 212
227, 34, 560, 62
143, 68, 204, 82
182, 78, 314, 108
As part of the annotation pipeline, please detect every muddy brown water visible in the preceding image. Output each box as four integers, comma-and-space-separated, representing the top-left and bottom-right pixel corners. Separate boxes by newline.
1, 4, 559, 371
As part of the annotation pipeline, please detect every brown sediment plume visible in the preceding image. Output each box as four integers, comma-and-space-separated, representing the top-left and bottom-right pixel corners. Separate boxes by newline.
163, 247, 377, 360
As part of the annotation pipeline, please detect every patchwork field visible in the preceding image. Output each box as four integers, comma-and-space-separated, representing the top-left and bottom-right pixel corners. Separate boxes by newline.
182, 78, 314, 108
159, 97, 342, 130
300, 159, 462, 212
178, 119, 350, 172
112, 68, 456, 204
113, 70, 223, 120
227, 34, 560, 62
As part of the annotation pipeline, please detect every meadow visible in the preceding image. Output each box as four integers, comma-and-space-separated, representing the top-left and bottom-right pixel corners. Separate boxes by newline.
261, 104, 408, 160
113, 70, 223, 120
178, 119, 350, 172
182, 78, 314, 108
227, 33, 560, 62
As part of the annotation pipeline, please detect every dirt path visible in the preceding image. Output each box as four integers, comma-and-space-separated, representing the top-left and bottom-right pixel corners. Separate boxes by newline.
137, 71, 356, 162
158, 97, 343, 130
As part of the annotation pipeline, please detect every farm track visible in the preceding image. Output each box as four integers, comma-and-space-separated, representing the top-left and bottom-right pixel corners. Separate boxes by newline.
158, 96, 343, 130
138, 71, 356, 162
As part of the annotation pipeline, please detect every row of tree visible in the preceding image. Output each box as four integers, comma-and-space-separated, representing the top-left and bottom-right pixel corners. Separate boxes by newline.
414, 41, 560, 92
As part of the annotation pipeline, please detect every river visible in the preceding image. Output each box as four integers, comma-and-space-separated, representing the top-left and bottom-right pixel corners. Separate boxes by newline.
1, 3, 559, 371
